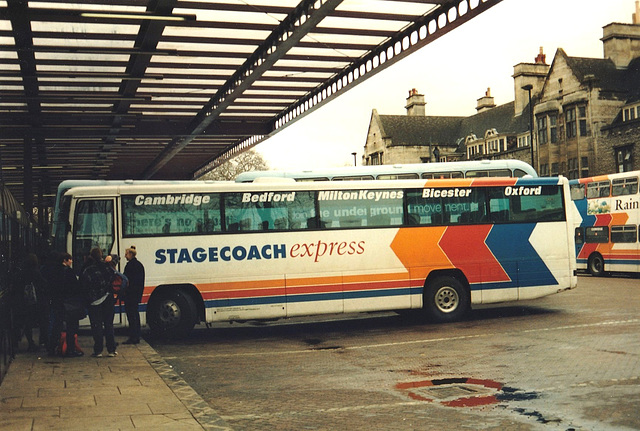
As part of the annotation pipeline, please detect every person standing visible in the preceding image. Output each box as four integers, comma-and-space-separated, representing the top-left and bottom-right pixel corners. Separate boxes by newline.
48, 252, 85, 357
10, 254, 42, 352
81, 247, 117, 357
123, 245, 145, 344
25, 253, 49, 351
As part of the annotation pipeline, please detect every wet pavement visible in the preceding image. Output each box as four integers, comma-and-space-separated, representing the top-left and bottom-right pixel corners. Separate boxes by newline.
151, 275, 640, 430
1, 275, 637, 430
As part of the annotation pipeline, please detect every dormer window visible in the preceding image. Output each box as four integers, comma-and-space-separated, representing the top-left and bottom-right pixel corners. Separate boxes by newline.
623, 104, 640, 122
484, 128, 498, 139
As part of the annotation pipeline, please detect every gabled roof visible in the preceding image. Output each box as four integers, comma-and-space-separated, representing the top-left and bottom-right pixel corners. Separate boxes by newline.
377, 114, 464, 147
622, 57, 640, 103
460, 102, 529, 137
375, 101, 529, 149
560, 49, 627, 93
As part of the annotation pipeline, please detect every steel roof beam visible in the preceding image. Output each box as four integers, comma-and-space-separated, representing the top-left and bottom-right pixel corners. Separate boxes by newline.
141, 0, 344, 179
273, 0, 503, 135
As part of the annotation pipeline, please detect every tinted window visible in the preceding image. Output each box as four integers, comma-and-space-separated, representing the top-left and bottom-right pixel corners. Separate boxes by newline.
406, 187, 487, 225
317, 189, 404, 228
611, 225, 638, 243
586, 181, 610, 198
585, 226, 609, 243
224, 191, 315, 231
611, 177, 638, 196
122, 193, 221, 237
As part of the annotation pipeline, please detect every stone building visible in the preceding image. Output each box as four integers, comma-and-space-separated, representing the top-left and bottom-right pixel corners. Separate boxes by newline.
533, 18, 640, 178
363, 89, 465, 165
363, 87, 533, 167
363, 2, 640, 177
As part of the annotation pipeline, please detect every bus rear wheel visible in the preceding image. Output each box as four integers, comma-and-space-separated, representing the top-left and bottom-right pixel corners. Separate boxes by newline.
424, 276, 470, 323
148, 289, 197, 339
588, 254, 605, 277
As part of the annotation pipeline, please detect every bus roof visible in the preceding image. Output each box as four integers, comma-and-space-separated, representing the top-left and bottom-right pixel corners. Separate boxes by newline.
235, 160, 537, 182
63, 175, 565, 199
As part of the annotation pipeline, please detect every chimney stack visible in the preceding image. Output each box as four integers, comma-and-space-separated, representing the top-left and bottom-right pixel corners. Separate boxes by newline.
513, 47, 549, 116
535, 46, 546, 64
602, 2, 640, 68
405, 88, 426, 116
476, 88, 496, 113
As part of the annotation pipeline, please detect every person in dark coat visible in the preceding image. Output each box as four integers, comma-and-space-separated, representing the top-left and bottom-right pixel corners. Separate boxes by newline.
38, 252, 57, 348
10, 253, 43, 352
48, 252, 85, 357
123, 245, 145, 344
25, 253, 48, 350
81, 247, 117, 357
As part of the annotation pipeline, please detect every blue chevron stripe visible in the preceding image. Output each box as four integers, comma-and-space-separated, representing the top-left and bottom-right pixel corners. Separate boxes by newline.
486, 223, 558, 288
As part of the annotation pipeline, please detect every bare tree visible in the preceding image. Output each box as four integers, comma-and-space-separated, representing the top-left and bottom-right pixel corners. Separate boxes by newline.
199, 149, 270, 181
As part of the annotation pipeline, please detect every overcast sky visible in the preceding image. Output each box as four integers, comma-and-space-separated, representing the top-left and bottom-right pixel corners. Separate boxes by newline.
255, 0, 635, 170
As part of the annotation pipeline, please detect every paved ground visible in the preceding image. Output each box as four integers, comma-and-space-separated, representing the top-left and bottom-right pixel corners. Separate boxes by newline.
1, 275, 638, 430
151, 275, 640, 431
0, 334, 231, 431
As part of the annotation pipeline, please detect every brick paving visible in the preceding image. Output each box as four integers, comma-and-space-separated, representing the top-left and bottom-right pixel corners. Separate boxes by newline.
0, 335, 232, 431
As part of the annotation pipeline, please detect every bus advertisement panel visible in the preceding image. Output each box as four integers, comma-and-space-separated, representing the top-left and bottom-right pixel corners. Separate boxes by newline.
570, 171, 640, 276
62, 177, 576, 337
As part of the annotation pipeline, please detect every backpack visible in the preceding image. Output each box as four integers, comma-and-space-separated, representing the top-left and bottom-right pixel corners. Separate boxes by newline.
83, 261, 115, 302
112, 271, 129, 298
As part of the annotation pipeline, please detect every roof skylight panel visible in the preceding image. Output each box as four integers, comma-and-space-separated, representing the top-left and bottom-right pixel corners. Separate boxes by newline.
338, 0, 431, 16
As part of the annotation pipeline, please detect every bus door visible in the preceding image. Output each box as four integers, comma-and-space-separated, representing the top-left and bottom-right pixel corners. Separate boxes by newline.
70, 197, 118, 274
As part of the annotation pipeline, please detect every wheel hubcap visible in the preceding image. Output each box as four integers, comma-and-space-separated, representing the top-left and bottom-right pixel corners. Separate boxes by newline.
435, 286, 459, 313
158, 300, 181, 327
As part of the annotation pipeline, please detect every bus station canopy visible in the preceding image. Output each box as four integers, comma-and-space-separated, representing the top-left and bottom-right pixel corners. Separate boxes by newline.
0, 0, 501, 208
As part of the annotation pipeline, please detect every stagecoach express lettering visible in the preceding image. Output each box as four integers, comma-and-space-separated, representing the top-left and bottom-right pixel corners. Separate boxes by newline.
155, 239, 366, 265
155, 244, 287, 264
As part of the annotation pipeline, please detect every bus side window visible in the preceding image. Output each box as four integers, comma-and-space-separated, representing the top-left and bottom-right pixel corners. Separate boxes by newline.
570, 183, 585, 201
406, 190, 442, 225
488, 190, 510, 223
406, 213, 420, 225
612, 177, 639, 196
585, 226, 609, 243
122, 193, 221, 237
517, 186, 564, 222
490, 209, 509, 223
611, 225, 638, 243
288, 191, 316, 230
586, 181, 610, 199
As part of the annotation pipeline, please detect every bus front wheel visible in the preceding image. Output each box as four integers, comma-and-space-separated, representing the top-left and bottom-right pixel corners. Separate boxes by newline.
588, 254, 605, 277
148, 289, 197, 338
424, 276, 470, 323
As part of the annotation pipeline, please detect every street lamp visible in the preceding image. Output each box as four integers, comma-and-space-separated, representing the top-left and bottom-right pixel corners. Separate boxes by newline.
351, 152, 357, 166
521, 84, 535, 168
